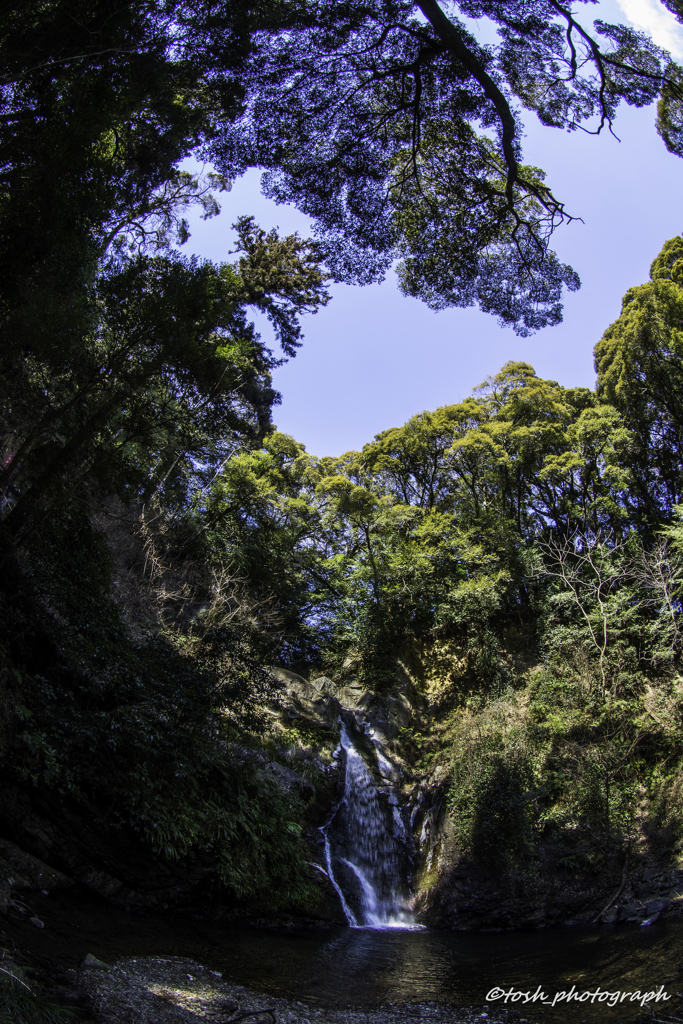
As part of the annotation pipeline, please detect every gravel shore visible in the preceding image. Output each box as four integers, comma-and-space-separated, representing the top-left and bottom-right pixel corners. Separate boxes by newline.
75, 955, 503, 1024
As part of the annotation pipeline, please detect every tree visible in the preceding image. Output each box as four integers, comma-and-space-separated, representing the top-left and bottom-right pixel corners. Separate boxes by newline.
362, 401, 487, 510
0, 0, 255, 371
0, 223, 329, 552
0, 2, 341, 548
535, 532, 636, 697
201, 431, 326, 653
209, 0, 683, 333
594, 235, 683, 524
361, 362, 630, 541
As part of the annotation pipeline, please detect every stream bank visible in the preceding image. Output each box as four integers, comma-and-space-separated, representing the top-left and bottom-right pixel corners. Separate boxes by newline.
2, 886, 683, 1024
69, 955, 508, 1024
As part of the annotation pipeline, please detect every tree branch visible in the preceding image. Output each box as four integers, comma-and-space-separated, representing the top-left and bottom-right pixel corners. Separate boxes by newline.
415, 0, 520, 201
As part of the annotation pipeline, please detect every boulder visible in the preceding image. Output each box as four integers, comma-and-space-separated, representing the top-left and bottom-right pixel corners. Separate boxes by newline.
337, 678, 368, 709
0, 839, 73, 891
81, 954, 108, 969
311, 676, 338, 696
269, 667, 341, 727
618, 904, 641, 922
269, 667, 319, 702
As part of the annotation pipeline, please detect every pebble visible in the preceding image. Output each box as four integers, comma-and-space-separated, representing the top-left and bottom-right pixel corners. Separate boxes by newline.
29, 917, 44, 929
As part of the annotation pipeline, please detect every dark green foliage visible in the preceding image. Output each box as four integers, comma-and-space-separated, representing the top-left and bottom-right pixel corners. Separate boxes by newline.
0, 507, 317, 909
0, 0, 330, 558
449, 738, 535, 867
595, 236, 683, 522
444, 661, 683, 872
0, 0, 250, 397
201, 357, 642, 679
3, 0, 683, 910
0, 972, 76, 1024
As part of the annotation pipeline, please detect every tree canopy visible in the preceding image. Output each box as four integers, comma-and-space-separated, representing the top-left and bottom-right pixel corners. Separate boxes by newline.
0, 2, 332, 552
209, 0, 683, 333
594, 235, 683, 523
189, 235, 683, 679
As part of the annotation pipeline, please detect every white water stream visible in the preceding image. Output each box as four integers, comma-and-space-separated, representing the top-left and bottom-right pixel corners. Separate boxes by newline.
322, 722, 419, 929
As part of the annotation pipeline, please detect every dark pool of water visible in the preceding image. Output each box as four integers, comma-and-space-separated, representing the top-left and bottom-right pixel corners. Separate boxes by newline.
6, 890, 683, 1022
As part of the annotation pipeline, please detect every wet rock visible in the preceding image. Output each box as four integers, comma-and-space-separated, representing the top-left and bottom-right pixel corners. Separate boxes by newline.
618, 904, 642, 922
646, 898, 668, 915
29, 916, 44, 929
601, 907, 618, 924
81, 953, 108, 969
0, 839, 74, 891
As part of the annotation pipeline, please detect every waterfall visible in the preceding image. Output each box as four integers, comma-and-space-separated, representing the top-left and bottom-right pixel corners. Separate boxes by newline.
322, 721, 418, 929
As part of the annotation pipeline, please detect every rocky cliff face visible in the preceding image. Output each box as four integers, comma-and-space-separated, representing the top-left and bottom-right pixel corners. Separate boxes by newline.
270, 651, 683, 932
4, 649, 683, 934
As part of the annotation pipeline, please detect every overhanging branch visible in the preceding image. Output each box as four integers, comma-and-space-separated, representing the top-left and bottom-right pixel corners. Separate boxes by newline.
415, 0, 520, 201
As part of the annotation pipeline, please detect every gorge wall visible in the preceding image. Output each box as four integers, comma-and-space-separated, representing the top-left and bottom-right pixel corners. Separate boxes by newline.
268, 645, 683, 933
3, 643, 683, 934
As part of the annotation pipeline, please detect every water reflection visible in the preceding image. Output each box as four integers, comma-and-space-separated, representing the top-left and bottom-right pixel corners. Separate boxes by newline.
219, 920, 682, 1021
14, 891, 683, 1023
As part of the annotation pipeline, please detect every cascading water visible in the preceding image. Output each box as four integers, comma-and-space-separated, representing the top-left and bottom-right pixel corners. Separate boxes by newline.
322, 720, 418, 929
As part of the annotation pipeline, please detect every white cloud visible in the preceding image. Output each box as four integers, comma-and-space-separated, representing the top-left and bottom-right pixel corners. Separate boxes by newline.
614, 0, 683, 59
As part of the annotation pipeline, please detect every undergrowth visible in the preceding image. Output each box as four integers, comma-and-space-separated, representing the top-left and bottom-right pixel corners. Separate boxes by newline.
443, 656, 683, 873
0, 506, 320, 911
0, 967, 75, 1024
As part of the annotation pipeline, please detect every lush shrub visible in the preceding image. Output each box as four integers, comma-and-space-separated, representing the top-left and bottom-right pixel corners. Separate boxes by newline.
449, 725, 535, 867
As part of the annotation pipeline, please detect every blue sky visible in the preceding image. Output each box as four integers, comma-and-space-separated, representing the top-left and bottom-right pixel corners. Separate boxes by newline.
183, 0, 683, 457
